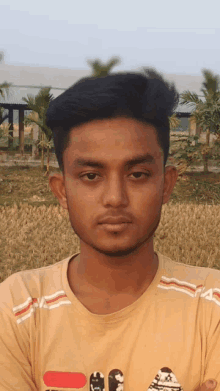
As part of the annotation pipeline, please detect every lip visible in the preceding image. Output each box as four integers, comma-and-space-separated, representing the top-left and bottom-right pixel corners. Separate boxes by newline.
99, 216, 131, 224
100, 223, 130, 232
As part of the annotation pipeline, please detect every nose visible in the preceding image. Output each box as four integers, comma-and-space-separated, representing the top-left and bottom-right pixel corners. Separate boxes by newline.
102, 174, 129, 207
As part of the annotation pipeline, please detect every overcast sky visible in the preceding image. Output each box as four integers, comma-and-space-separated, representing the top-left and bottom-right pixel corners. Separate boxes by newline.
1, 0, 220, 76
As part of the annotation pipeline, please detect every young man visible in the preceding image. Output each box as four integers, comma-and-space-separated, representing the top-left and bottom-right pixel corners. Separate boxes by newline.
0, 70, 219, 391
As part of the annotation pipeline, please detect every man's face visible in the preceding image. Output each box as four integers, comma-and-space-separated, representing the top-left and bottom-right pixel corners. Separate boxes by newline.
49, 117, 178, 258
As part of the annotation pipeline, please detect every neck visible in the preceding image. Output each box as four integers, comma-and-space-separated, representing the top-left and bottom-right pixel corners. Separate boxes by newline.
69, 243, 158, 297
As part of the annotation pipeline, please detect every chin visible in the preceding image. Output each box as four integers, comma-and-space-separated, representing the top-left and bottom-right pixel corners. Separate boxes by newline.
89, 238, 148, 259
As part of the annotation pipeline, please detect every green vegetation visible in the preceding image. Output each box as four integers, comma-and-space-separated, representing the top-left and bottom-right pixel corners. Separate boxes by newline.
181, 69, 220, 173
86, 56, 121, 77
23, 87, 54, 174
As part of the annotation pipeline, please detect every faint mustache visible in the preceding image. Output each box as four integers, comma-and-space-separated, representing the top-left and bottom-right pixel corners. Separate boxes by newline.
98, 216, 132, 224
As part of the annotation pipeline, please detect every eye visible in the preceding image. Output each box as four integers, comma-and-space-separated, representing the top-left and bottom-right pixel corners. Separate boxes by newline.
82, 173, 99, 181
80, 172, 150, 181
130, 172, 150, 179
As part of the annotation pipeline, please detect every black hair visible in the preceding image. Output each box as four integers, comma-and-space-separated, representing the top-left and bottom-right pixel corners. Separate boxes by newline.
46, 68, 179, 173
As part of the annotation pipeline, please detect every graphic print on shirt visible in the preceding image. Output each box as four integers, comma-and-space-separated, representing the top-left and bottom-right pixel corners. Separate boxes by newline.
108, 369, 124, 391
90, 371, 105, 391
147, 367, 183, 391
43, 367, 183, 391
43, 371, 87, 389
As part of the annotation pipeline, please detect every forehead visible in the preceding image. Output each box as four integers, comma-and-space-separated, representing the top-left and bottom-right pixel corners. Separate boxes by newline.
67, 117, 161, 152
63, 118, 164, 171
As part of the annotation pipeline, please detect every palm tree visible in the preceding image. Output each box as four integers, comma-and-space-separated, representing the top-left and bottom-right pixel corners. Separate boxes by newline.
180, 69, 220, 173
23, 87, 54, 175
0, 106, 9, 125
0, 82, 12, 145
86, 56, 121, 77
0, 81, 11, 99
169, 113, 181, 131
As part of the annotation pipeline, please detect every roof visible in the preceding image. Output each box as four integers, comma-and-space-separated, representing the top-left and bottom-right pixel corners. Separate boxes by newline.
175, 102, 196, 114
0, 64, 90, 90
0, 86, 64, 106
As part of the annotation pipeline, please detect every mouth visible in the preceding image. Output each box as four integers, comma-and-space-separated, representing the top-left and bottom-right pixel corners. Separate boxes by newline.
100, 222, 130, 232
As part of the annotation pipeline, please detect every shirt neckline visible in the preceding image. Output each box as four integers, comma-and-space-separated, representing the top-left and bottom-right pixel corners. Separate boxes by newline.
62, 251, 164, 324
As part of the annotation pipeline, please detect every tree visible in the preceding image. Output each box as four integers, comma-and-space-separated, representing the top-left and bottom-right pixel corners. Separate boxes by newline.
0, 82, 12, 145
169, 113, 181, 131
86, 56, 121, 77
0, 106, 9, 125
180, 69, 220, 173
23, 87, 54, 175
0, 81, 11, 99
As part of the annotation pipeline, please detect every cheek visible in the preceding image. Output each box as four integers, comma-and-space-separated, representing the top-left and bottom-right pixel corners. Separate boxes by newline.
66, 178, 98, 203
132, 183, 162, 205
133, 188, 163, 222
65, 185, 96, 223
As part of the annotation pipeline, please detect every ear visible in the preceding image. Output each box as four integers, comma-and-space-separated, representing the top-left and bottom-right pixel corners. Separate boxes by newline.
162, 165, 179, 205
48, 172, 68, 210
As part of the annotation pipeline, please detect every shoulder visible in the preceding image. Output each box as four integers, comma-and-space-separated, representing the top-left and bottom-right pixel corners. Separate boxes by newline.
157, 252, 220, 301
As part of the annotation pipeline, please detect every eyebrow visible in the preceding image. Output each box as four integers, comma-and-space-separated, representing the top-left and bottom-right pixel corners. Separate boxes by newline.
73, 153, 156, 169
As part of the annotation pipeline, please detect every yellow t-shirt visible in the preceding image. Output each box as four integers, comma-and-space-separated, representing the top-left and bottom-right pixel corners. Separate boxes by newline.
1, 251, 220, 391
